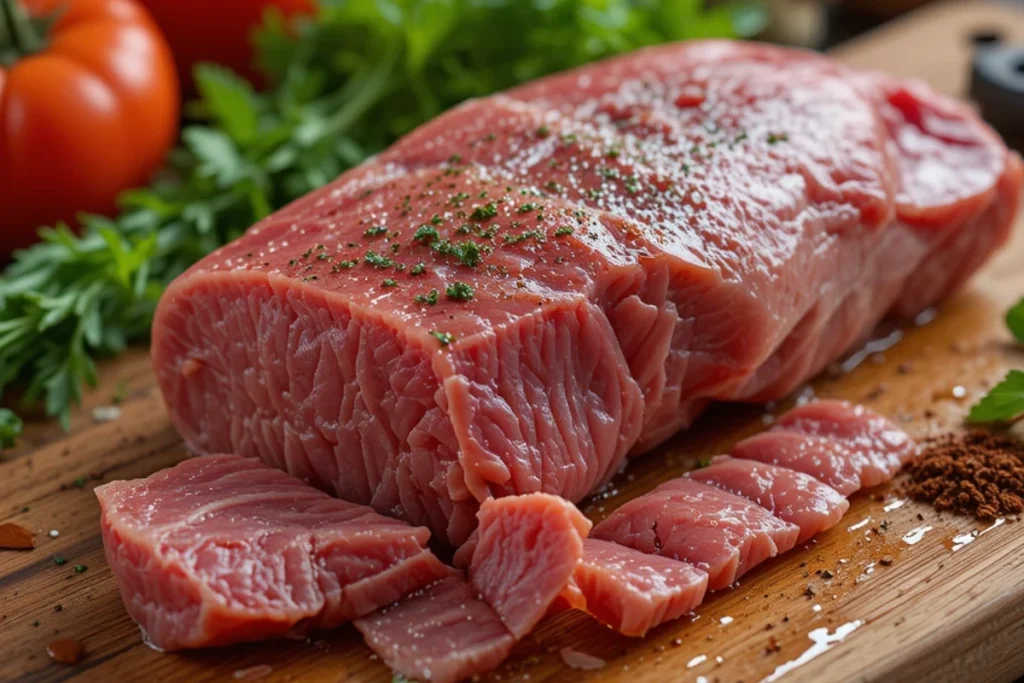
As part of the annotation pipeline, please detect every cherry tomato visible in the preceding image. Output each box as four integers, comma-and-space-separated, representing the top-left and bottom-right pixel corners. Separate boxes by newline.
138, 0, 314, 91
0, 0, 180, 254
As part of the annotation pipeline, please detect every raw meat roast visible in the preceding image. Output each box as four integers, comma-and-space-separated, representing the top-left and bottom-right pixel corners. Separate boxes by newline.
152, 41, 1021, 545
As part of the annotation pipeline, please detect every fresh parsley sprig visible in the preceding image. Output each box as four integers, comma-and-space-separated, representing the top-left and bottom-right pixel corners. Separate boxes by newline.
0, 0, 763, 429
967, 298, 1024, 424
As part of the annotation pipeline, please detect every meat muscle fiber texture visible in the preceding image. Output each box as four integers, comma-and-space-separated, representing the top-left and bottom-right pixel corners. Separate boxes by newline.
96, 455, 454, 650
152, 40, 1021, 545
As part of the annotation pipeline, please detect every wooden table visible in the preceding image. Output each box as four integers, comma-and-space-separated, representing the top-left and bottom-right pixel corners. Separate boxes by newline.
3, 2, 1024, 681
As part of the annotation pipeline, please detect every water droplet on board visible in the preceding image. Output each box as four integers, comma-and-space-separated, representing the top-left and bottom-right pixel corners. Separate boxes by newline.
902, 525, 933, 545
761, 621, 864, 682
949, 518, 1005, 551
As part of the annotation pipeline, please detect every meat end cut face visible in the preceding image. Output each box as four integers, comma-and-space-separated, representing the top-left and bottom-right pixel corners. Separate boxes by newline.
151, 40, 1022, 545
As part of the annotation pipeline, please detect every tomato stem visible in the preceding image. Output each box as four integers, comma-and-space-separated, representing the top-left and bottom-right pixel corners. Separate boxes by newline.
0, 0, 41, 66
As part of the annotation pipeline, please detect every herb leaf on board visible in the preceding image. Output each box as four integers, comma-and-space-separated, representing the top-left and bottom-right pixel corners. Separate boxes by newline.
967, 370, 1024, 424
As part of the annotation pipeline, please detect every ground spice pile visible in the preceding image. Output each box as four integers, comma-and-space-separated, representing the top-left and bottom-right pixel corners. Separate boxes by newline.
902, 431, 1024, 521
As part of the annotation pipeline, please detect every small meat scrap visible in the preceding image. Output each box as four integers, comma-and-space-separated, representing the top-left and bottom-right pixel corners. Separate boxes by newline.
0, 522, 34, 549
46, 638, 85, 665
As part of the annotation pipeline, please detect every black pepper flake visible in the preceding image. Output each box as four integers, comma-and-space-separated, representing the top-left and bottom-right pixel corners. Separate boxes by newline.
54, 604, 63, 612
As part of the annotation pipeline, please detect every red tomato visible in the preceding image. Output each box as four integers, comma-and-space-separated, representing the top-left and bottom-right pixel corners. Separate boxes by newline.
0, 0, 180, 254
138, 0, 314, 91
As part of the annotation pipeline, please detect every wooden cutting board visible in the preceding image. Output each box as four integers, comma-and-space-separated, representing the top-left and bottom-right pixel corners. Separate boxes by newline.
3, 2, 1024, 681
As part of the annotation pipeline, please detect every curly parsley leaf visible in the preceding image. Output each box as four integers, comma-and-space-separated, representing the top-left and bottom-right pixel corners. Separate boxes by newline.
1007, 297, 1024, 344
967, 370, 1024, 424
0, 0, 758, 426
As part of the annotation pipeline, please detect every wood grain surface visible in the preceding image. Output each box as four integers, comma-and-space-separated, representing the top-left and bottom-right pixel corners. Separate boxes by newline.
3, 2, 1024, 682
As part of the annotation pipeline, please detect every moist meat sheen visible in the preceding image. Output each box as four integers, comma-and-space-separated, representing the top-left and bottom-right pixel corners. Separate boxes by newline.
151, 41, 1022, 546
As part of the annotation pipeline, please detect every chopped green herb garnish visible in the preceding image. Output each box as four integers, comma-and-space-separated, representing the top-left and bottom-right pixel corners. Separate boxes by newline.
586, 188, 603, 201
53, 556, 67, 566
73, 564, 87, 574
554, 226, 574, 237
598, 167, 618, 179
381, 278, 398, 288
535, 125, 550, 138
544, 180, 563, 194
767, 132, 789, 144
447, 153, 462, 165
503, 230, 545, 245
517, 203, 540, 213
560, 132, 577, 144
429, 330, 456, 346
696, 456, 712, 468
72, 476, 87, 489
414, 289, 439, 305
410, 263, 426, 276
364, 251, 394, 269
448, 191, 471, 207
470, 202, 498, 221
364, 225, 388, 238
413, 225, 439, 243
432, 240, 483, 267
445, 281, 474, 301
317, 251, 331, 260
625, 175, 641, 194
331, 260, 357, 272
430, 214, 443, 226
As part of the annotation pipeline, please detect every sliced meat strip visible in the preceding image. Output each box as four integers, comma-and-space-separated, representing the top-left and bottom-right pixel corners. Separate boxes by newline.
688, 456, 849, 543
731, 400, 916, 495
354, 577, 515, 683
469, 493, 592, 639
566, 539, 708, 637
95, 455, 455, 651
592, 479, 799, 590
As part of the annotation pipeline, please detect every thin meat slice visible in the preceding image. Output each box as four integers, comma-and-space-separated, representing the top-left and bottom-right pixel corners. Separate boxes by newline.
354, 577, 515, 683
567, 539, 708, 637
96, 455, 454, 650
688, 456, 849, 543
592, 479, 800, 590
469, 493, 592, 639
731, 400, 916, 495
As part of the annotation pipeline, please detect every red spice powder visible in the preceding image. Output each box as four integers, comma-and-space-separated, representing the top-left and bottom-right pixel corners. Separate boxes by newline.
902, 431, 1024, 522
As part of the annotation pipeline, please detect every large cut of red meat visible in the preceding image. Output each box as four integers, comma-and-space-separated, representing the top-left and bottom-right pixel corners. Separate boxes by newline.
151, 40, 1021, 546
